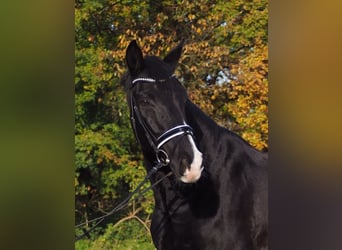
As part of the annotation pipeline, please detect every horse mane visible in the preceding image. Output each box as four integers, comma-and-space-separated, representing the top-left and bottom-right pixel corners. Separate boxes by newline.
185, 98, 267, 156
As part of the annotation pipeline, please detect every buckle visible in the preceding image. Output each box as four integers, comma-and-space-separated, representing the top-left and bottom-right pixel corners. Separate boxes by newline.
156, 149, 170, 166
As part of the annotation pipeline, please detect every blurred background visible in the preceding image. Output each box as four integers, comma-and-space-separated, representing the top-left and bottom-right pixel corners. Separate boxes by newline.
2, 0, 341, 249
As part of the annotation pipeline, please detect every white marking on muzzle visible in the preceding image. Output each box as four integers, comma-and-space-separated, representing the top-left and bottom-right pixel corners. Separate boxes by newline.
180, 135, 204, 183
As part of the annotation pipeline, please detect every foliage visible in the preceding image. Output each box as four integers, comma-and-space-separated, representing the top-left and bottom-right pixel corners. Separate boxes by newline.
75, 220, 154, 250
75, 0, 268, 248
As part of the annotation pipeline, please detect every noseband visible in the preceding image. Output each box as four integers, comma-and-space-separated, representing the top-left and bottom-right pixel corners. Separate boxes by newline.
130, 77, 194, 166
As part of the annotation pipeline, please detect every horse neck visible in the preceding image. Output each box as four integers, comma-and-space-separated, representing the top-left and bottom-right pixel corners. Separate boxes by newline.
185, 100, 220, 151
185, 99, 267, 165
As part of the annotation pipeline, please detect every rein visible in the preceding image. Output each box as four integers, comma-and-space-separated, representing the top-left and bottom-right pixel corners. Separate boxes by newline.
75, 164, 173, 241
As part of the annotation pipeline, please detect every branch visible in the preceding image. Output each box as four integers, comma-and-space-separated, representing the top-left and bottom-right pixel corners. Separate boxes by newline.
113, 213, 150, 233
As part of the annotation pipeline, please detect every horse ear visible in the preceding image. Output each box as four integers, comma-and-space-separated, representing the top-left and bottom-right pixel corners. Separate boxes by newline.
163, 40, 184, 72
125, 40, 144, 75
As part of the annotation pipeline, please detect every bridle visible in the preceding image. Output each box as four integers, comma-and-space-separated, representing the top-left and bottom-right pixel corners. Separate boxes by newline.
75, 76, 195, 241
129, 76, 194, 167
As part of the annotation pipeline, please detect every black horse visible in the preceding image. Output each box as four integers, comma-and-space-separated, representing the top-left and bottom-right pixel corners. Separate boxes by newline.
121, 40, 268, 250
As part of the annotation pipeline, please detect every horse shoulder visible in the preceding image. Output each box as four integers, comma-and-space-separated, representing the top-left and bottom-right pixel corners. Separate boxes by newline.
208, 130, 268, 248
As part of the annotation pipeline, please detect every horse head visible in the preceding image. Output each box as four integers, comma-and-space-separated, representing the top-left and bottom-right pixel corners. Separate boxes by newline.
121, 40, 203, 183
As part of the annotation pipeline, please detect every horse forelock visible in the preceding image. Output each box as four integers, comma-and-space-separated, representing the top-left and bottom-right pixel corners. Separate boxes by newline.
143, 56, 174, 79
121, 55, 175, 90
